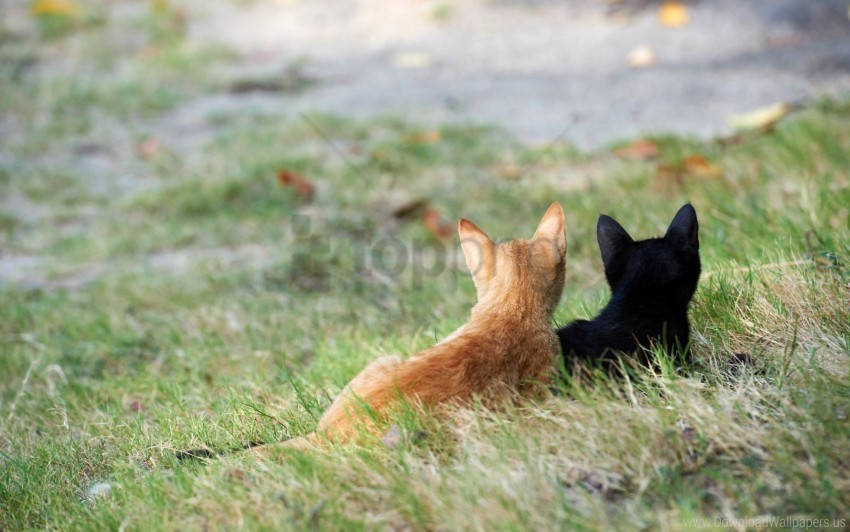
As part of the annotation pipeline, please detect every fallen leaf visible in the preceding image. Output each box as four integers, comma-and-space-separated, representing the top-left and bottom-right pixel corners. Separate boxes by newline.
423, 208, 453, 240
729, 102, 789, 131
627, 45, 655, 68
682, 154, 722, 178
30, 0, 78, 16
405, 130, 442, 145
393, 51, 432, 69
658, 1, 688, 28
276, 169, 315, 198
392, 198, 430, 220
612, 139, 660, 160
654, 154, 722, 194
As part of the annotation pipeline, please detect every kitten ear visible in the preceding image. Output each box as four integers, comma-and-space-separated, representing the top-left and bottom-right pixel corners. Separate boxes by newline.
532, 202, 566, 260
597, 214, 633, 268
459, 218, 496, 291
665, 203, 699, 251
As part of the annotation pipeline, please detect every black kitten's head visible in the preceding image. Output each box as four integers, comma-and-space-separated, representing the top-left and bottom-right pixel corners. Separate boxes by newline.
596, 204, 701, 310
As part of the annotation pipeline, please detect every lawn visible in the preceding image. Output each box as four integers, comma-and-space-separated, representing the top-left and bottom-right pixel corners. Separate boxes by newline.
1, 4, 849, 530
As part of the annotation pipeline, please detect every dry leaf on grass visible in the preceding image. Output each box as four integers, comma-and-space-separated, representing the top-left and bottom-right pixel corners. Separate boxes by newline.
423, 208, 453, 240
682, 154, 723, 178
276, 169, 315, 198
612, 139, 660, 160
392, 198, 430, 220
658, 2, 689, 27
654, 154, 723, 194
392, 199, 453, 239
729, 103, 789, 131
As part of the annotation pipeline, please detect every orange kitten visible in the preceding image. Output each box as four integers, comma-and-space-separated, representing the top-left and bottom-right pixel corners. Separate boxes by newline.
255, 203, 566, 453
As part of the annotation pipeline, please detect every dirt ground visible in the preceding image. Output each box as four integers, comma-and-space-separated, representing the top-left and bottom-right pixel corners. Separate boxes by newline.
4, 0, 850, 147
180, 0, 850, 147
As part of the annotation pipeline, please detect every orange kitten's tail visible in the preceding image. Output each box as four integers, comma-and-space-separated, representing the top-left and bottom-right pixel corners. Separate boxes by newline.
174, 440, 265, 462
174, 433, 319, 462
250, 433, 322, 457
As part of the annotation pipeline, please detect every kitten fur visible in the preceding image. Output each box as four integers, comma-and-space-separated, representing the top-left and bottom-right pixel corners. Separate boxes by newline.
254, 203, 567, 455
556, 203, 700, 373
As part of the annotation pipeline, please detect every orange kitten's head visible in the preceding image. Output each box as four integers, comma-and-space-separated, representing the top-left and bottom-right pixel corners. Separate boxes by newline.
458, 203, 566, 316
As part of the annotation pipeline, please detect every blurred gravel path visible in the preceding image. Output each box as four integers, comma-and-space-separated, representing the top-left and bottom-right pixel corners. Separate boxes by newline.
186, 0, 850, 148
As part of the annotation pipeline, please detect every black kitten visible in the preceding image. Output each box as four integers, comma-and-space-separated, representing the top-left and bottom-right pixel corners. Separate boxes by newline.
557, 204, 701, 373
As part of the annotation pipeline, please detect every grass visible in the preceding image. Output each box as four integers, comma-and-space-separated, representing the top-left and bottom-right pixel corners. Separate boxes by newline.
2, 4, 850, 530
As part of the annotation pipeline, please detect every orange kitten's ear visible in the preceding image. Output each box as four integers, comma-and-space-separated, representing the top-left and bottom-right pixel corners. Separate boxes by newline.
459, 218, 496, 293
532, 203, 567, 259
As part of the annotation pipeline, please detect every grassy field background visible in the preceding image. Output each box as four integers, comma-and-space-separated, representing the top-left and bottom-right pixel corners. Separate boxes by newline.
2, 4, 849, 530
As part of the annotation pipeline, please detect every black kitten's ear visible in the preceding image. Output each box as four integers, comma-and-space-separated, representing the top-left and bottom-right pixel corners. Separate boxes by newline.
665, 204, 699, 251
597, 214, 633, 268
